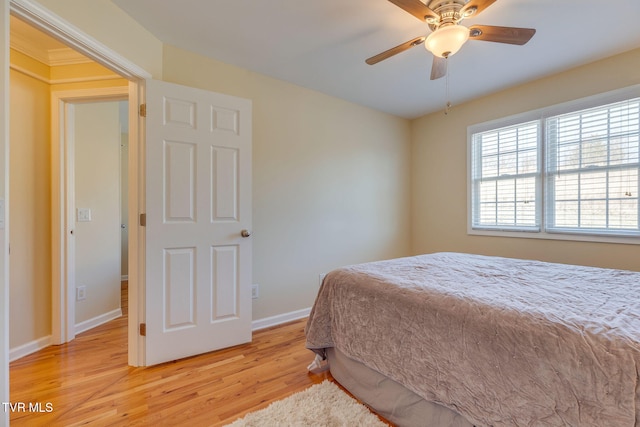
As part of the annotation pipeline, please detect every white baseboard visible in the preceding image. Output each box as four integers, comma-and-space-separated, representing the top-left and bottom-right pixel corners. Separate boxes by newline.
10, 335, 52, 362
252, 307, 311, 331
10, 308, 306, 362
75, 308, 123, 335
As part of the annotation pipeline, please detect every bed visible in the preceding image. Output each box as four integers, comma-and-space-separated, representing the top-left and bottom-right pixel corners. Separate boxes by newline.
304, 252, 640, 427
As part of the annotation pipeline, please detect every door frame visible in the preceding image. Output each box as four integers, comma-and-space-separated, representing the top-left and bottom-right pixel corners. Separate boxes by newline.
51, 88, 128, 345
1, 2, 9, 426
10, 0, 152, 366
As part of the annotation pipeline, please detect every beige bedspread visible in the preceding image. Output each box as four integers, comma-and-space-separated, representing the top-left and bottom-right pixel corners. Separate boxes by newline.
305, 252, 640, 426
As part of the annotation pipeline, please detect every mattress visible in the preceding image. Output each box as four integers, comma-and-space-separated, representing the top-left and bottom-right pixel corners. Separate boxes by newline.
305, 252, 640, 426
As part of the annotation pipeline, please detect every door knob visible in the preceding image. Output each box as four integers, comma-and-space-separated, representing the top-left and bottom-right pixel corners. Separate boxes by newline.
241, 229, 251, 238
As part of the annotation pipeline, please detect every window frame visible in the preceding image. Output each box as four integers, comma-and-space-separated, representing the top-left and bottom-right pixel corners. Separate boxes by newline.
470, 120, 542, 233
467, 85, 640, 245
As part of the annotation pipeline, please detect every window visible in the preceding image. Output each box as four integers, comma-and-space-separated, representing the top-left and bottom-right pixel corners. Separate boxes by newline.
471, 121, 540, 231
469, 88, 640, 242
546, 100, 639, 235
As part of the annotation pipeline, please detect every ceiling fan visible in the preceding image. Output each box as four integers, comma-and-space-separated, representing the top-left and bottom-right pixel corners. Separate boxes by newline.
366, 0, 536, 80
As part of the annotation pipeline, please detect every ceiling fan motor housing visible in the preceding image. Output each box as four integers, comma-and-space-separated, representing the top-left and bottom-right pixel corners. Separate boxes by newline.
425, 0, 470, 30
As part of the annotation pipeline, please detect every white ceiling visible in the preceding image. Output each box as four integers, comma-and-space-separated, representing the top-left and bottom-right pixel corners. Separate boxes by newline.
113, 0, 640, 119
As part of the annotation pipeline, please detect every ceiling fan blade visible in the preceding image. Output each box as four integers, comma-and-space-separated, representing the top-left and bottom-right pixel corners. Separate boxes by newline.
459, 0, 497, 19
387, 0, 439, 22
366, 36, 426, 65
430, 56, 447, 80
468, 25, 536, 45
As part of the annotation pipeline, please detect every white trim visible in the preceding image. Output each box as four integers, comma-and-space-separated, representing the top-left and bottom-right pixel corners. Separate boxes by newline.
1, 1, 9, 425
51, 86, 128, 101
75, 308, 122, 335
47, 47, 92, 66
467, 85, 640, 246
9, 335, 52, 362
10, 0, 151, 80
50, 75, 122, 85
127, 80, 145, 367
7, 308, 309, 363
252, 307, 311, 331
9, 62, 47, 83
121, 275, 129, 281
9, 307, 124, 361
10, 61, 122, 87
468, 228, 640, 245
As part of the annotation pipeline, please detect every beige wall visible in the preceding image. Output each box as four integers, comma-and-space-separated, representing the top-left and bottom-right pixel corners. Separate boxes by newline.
411, 48, 640, 271
163, 45, 412, 320
8, 2, 411, 348
9, 59, 51, 348
73, 101, 122, 324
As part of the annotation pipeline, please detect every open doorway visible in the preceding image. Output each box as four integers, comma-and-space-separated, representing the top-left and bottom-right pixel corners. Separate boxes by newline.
9, 15, 129, 352
7, 5, 147, 367
50, 87, 129, 346
67, 99, 128, 336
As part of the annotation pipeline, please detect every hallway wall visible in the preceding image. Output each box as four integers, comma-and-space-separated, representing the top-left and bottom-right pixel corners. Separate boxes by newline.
73, 101, 122, 326
8, 50, 51, 349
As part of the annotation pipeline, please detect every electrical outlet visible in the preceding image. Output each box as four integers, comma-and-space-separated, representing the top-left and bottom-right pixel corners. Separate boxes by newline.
76, 286, 86, 301
251, 284, 259, 299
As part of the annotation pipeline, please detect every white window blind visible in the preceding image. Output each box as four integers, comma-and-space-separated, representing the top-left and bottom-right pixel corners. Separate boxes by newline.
471, 121, 540, 231
545, 99, 640, 235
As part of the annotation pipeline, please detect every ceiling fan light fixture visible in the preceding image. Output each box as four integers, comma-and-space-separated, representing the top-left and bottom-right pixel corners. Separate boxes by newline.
462, 6, 477, 17
425, 25, 469, 58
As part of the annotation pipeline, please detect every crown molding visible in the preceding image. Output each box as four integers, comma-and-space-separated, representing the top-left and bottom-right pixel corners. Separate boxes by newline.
10, 29, 91, 66
10, 0, 151, 80
47, 47, 92, 66
10, 28, 49, 64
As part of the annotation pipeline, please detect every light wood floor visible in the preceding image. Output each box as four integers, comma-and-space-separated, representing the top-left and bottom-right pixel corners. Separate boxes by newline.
9, 283, 341, 426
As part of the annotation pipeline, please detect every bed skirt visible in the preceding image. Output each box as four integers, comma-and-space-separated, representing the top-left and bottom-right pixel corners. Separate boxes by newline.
327, 347, 474, 427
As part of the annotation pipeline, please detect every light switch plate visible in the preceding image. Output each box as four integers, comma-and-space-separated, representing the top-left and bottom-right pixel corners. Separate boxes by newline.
77, 208, 92, 222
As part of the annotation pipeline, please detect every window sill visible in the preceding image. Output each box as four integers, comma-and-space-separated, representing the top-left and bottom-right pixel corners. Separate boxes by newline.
467, 227, 640, 246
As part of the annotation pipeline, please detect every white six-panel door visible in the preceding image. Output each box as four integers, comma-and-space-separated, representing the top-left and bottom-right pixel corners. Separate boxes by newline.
145, 79, 252, 365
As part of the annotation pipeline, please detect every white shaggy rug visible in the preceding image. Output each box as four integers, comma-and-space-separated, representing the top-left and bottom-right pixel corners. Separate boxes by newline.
225, 380, 387, 427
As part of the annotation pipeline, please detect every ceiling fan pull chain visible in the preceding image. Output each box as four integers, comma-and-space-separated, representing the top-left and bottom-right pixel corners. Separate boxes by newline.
444, 57, 451, 115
